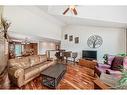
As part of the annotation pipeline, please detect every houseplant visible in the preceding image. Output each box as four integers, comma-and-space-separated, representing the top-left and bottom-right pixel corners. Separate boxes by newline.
117, 68, 127, 89
103, 54, 108, 64
117, 53, 127, 57
0, 15, 11, 41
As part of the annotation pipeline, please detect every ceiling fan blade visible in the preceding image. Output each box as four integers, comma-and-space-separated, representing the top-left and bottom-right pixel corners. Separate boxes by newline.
73, 8, 78, 15
63, 8, 69, 15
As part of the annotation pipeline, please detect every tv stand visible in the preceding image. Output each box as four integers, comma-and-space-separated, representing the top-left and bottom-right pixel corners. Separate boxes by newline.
78, 59, 97, 69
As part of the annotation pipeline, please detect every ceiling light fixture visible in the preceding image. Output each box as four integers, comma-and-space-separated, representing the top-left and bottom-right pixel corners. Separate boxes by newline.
63, 5, 78, 15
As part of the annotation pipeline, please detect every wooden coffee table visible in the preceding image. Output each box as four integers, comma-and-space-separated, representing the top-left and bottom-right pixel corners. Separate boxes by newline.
41, 63, 67, 88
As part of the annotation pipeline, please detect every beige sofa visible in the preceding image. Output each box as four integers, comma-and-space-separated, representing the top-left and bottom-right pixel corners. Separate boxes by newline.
8, 55, 56, 87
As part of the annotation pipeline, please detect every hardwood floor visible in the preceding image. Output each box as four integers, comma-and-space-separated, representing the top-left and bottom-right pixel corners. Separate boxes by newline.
10, 64, 95, 90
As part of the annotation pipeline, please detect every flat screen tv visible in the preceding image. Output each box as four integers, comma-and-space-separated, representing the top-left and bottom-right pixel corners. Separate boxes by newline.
82, 50, 97, 60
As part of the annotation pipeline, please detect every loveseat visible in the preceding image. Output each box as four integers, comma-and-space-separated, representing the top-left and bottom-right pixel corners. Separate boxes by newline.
8, 55, 56, 87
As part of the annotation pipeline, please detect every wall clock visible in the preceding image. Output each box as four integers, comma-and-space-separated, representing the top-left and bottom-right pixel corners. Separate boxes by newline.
87, 35, 103, 48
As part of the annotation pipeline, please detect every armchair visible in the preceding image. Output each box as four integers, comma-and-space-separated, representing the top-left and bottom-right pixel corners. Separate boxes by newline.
95, 55, 127, 77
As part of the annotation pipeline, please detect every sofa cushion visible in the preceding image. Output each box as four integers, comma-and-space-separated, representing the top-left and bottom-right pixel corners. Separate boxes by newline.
9, 62, 23, 68
9, 58, 20, 68
24, 62, 49, 80
108, 55, 115, 65
39, 55, 47, 63
37, 61, 55, 71
25, 66, 40, 80
98, 64, 110, 69
19, 57, 30, 69
96, 66, 122, 75
29, 55, 40, 66
39, 62, 49, 71
9, 57, 30, 69
110, 56, 124, 71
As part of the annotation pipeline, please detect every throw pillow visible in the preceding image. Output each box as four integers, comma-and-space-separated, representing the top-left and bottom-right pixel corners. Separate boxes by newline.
110, 56, 124, 71
108, 55, 115, 65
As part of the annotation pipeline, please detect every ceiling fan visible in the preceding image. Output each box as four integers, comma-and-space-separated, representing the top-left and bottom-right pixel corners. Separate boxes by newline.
63, 5, 78, 15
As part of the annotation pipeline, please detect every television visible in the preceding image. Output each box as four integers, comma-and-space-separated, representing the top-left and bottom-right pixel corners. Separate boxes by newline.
82, 50, 97, 60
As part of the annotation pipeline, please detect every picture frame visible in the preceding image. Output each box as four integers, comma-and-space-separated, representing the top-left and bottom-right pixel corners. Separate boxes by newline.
69, 35, 73, 41
75, 37, 79, 44
64, 34, 68, 40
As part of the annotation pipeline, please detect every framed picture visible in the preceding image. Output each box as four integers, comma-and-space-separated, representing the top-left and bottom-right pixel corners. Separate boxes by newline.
64, 34, 68, 40
75, 37, 79, 44
69, 35, 73, 41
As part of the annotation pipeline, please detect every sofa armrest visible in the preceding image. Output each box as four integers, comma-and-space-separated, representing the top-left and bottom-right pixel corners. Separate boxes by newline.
8, 67, 24, 87
94, 66, 101, 77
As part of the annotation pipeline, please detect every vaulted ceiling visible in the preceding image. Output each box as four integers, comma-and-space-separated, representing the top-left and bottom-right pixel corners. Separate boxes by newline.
38, 6, 127, 28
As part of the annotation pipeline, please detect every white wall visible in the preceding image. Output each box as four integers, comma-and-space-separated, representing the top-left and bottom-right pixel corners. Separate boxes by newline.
39, 41, 56, 55
61, 25, 126, 62
3, 6, 62, 40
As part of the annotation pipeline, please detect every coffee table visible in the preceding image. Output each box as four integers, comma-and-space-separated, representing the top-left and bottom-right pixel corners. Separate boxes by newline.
41, 63, 67, 88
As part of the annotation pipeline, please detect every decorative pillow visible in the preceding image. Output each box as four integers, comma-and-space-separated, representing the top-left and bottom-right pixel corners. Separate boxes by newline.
110, 56, 124, 71
108, 55, 115, 65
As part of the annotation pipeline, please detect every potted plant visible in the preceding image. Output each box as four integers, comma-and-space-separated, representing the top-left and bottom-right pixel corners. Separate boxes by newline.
117, 68, 127, 89
103, 54, 108, 64
117, 53, 127, 57
0, 16, 11, 41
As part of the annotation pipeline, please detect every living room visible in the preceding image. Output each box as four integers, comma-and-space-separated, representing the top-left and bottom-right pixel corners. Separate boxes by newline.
0, 2, 127, 93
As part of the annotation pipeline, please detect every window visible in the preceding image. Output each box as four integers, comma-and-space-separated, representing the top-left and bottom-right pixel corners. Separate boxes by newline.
15, 44, 22, 56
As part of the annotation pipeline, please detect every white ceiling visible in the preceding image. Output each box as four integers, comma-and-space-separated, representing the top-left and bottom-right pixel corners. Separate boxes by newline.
37, 6, 127, 28
9, 31, 61, 43
51, 15, 127, 28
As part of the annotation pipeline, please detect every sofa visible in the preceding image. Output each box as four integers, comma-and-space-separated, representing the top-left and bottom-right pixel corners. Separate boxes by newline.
8, 55, 56, 87
95, 55, 127, 78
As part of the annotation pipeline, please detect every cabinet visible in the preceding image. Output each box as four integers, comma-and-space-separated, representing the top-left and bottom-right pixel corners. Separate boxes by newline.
79, 59, 97, 69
